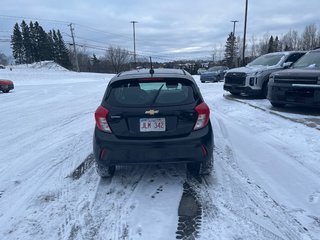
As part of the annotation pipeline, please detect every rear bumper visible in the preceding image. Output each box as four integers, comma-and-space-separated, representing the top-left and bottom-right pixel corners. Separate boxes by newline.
0, 84, 14, 91
93, 124, 214, 166
224, 84, 260, 95
201, 75, 218, 82
268, 84, 320, 107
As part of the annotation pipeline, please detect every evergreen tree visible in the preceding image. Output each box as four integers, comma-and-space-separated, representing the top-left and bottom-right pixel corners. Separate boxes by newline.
11, 23, 24, 64
47, 30, 55, 60
36, 23, 52, 61
21, 20, 33, 63
224, 32, 236, 68
29, 21, 38, 62
274, 36, 280, 52
91, 54, 100, 72
55, 30, 71, 69
52, 29, 59, 63
284, 44, 290, 51
267, 36, 274, 53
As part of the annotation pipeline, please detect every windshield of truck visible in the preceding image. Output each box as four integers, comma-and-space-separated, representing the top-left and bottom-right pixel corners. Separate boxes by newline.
293, 51, 320, 69
247, 54, 285, 67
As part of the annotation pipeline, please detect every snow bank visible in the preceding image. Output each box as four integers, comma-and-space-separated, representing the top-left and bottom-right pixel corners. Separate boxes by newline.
8, 61, 68, 71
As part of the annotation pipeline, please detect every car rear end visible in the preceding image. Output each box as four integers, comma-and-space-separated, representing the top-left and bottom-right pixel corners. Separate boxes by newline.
0, 79, 14, 93
200, 72, 218, 83
93, 69, 213, 175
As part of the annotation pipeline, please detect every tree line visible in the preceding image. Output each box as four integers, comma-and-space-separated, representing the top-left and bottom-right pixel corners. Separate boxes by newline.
11, 20, 71, 68
8, 21, 320, 72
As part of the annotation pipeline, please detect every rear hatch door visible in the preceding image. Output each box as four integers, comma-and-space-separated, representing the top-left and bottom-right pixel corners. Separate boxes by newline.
103, 78, 199, 138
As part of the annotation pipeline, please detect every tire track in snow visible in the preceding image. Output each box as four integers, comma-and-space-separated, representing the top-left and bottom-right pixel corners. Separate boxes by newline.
211, 113, 312, 240
59, 166, 147, 240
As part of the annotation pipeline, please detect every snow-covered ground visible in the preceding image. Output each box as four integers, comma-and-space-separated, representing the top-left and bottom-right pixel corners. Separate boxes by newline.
0, 65, 319, 240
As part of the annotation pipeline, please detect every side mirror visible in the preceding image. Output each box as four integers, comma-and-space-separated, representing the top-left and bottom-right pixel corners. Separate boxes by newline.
283, 62, 293, 69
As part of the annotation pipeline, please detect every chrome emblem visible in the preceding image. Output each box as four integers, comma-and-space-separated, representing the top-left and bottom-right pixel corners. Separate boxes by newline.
145, 109, 159, 115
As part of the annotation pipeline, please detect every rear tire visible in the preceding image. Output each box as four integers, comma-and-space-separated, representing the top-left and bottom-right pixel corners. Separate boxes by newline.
270, 102, 285, 108
187, 163, 201, 176
201, 81, 205, 83
2, 90, 9, 93
96, 164, 116, 178
187, 157, 214, 176
261, 81, 268, 98
200, 157, 214, 175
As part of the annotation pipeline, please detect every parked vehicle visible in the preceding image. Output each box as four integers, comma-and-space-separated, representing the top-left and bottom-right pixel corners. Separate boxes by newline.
197, 68, 207, 75
268, 49, 320, 108
224, 51, 306, 98
200, 66, 228, 83
93, 68, 214, 177
0, 79, 14, 93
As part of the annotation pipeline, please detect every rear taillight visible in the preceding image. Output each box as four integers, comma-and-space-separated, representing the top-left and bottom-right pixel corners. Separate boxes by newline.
194, 102, 210, 130
95, 106, 112, 133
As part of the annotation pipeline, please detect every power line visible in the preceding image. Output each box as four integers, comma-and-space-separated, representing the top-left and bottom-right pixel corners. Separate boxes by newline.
0, 14, 69, 25
0, 14, 220, 62
74, 23, 131, 40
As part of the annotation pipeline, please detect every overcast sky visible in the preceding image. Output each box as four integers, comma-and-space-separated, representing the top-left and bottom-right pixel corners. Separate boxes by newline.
1, 0, 319, 61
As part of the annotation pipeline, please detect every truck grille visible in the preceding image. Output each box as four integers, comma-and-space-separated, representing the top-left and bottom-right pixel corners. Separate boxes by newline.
225, 72, 246, 85
274, 76, 318, 85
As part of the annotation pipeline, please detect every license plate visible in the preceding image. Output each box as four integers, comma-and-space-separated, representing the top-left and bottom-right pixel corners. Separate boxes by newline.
140, 118, 166, 132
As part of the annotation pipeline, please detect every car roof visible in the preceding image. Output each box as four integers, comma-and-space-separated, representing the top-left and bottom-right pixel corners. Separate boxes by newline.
309, 48, 320, 52
110, 68, 195, 84
263, 51, 306, 56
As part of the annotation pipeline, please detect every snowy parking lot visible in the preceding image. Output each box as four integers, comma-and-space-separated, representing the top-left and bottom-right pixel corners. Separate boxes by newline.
0, 65, 320, 240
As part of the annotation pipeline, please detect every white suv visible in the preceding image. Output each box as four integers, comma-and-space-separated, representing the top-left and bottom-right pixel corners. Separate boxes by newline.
223, 51, 306, 98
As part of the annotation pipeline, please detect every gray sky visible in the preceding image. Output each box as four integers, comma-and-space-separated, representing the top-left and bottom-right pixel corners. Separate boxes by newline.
0, 0, 319, 61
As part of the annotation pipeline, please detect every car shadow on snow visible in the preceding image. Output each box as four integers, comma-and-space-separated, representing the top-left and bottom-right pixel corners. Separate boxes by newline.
269, 105, 320, 116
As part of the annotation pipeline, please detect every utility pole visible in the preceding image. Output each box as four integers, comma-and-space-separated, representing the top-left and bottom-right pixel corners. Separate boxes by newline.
242, 0, 248, 66
231, 20, 238, 38
130, 21, 138, 68
68, 23, 79, 72
231, 20, 239, 67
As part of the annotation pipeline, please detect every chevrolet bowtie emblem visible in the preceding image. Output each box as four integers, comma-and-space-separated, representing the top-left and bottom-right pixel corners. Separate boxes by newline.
145, 109, 159, 115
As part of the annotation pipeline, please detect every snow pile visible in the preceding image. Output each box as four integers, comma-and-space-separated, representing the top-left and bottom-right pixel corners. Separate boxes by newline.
0, 64, 115, 86
28, 61, 68, 71
9, 61, 68, 71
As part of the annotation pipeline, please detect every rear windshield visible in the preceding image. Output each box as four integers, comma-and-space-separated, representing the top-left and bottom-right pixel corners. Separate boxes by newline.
106, 78, 197, 107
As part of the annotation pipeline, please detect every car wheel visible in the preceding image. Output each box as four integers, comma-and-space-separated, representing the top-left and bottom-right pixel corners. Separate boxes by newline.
2, 90, 9, 93
187, 162, 201, 176
200, 156, 214, 175
229, 91, 240, 96
261, 81, 268, 98
201, 81, 205, 83
270, 102, 285, 108
96, 164, 116, 178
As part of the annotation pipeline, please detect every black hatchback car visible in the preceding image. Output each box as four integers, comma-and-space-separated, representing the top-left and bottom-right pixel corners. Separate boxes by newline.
93, 68, 214, 177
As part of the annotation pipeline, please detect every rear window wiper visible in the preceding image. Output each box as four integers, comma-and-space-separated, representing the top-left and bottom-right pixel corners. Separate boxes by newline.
150, 84, 164, 106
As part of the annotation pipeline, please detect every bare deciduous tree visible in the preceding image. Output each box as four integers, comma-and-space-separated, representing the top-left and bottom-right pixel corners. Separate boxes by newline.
282, 30, 300, 50
106, 46, 131, 73
301, 24, 318, 50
